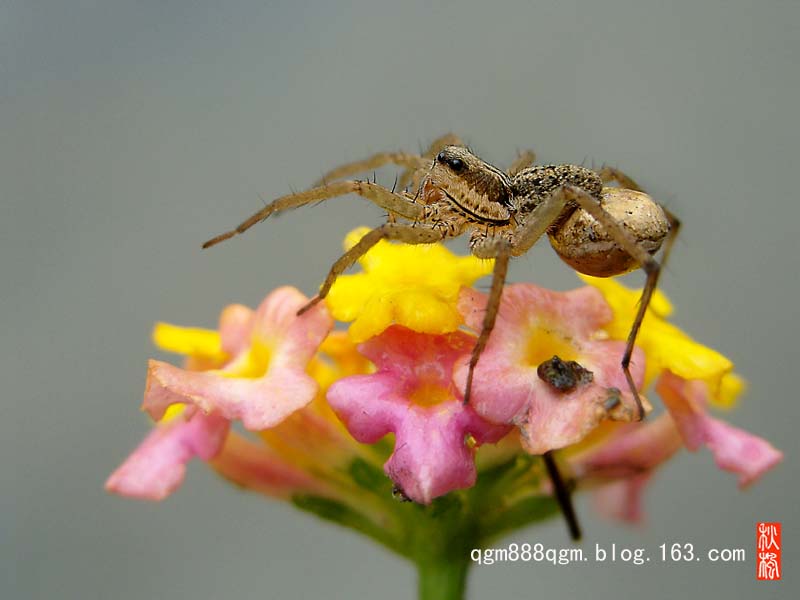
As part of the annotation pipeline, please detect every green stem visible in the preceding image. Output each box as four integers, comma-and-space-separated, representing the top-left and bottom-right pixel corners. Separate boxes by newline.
416, 555, 471, 600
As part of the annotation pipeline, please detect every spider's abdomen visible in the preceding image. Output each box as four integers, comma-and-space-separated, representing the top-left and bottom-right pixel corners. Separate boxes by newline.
548, 188, 670, 277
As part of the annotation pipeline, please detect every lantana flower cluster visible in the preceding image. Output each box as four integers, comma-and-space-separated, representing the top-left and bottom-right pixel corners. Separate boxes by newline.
107, 227, 781, 544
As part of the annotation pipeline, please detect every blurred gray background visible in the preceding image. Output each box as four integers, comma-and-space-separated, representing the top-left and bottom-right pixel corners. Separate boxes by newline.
2, 1, 797, 598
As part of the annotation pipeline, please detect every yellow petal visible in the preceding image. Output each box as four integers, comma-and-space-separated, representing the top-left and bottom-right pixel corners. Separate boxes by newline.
152, 322, 226, 361
348, 294, 396, 342
710, 371, 746, 410
579, 274, 742, 406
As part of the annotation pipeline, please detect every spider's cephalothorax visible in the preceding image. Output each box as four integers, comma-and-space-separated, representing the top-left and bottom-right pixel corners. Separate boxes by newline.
202, 134, 680, 540
203, 136, 678, 423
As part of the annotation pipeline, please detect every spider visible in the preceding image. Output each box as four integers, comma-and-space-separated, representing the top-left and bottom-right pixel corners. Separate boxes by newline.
203, 134, 680, 422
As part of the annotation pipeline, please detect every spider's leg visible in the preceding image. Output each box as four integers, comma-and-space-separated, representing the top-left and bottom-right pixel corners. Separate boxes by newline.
463, 238, 510, 405
312, 153, 429, 187
659, 207, 682, 269
507, 149, 537, 176
469, 230, 582, 541
461, 190, 581, 402
297, 223, 446, 315
506, 183, 669, 419
543, 451, 582, 541
597, 166, 643, 192
553, 185, 668, 421
202, 181, 424, 248
400, 133, 465, 192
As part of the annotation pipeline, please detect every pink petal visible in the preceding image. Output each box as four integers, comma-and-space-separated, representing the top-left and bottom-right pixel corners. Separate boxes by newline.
105, 410, 229, 501
219, 304, 255, 355
571, 415, 683, 523
143, 287, 333, 430
573, 415, 683, 480
386, 404, 508, 504
514, 344, 645, 454
211, 432, 330, 499
657, 371, 783, 488
144, 360, 319, 431
592, 475, 652, 524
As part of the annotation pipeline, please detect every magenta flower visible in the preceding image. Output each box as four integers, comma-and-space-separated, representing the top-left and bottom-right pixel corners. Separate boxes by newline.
454, 284, 647, 454
327, 325, 510, 504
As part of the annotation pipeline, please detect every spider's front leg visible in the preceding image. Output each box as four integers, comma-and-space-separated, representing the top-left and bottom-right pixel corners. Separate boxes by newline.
202, 181, 425, 249
468, 230, 582, 542
296, 223, 447, 315
463, 234, 511, 406
309, 134, 465, 190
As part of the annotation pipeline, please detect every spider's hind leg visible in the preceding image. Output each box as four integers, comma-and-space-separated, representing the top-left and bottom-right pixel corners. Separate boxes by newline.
557, 186, 672, 421
597, 166, 643, 192
507, 149, 537, 176
496, 182, 672, 421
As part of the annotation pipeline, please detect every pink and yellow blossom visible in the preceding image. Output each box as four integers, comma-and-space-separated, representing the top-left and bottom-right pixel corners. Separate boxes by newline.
107, 287, 336, 500
143, 286, 333, 431
454, 284, 647, 454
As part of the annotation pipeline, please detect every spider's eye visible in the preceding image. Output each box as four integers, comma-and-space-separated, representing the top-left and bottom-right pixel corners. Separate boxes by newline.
436, 152, 465, 173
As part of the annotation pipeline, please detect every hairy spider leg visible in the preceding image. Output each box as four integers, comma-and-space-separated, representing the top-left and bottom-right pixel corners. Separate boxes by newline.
597, 167, 683, 270
201, 181, 425, 249
311, 153, 430, 188
296, 223, 446, 315
462, 242, 510, 406
507, 149, 537, 177
543, 451, 582, 541
597, 166, 642, 191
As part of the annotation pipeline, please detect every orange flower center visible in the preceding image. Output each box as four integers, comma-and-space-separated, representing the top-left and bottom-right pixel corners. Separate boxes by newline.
228, 338, 273, 378
524, 326, 578, 368
409, 382, 453, 407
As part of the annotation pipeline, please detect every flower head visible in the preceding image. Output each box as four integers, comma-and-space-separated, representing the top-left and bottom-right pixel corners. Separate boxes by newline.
109, 227, 782, 587
325, 227, 493, 342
